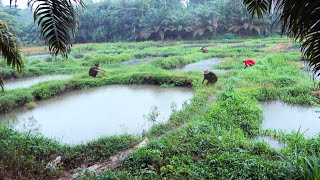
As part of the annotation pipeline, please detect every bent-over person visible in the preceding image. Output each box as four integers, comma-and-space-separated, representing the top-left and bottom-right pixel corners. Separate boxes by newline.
89, 63, 106, 78
202, 70, 218, 84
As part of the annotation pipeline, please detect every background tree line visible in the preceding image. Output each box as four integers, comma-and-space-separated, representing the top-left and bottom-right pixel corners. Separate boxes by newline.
0, 0, 280, 45
75, 0, 280, 43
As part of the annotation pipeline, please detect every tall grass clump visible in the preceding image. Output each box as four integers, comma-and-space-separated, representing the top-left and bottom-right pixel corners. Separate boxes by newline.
283, 146, 320, 180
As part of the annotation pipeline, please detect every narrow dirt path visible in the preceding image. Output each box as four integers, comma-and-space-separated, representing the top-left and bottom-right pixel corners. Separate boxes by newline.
270, 43, 292, 53
58, 139, 148, 180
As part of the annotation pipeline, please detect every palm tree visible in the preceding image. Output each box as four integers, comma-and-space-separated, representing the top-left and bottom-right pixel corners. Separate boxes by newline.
165, 10, 195, 40
0, 0, 83, 89
228, 16, 271, 37
242, 0, 320, 76
140, 8, 169, 41
0, 20, 22, 89
192, 5, 220, 38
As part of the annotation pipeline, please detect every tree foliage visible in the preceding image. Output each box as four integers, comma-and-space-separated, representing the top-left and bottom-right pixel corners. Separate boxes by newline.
74, 0, 277, 43
0, 20, 23, 89
242, 0, 320, 75
28, 0, 84, 57
0, 0, 83, 88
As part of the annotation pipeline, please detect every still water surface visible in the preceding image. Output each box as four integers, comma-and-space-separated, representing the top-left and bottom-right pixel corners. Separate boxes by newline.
0, 85, 193, 144
4, 75, 71, 90
261, 101, 320, 137
174, 58, 227, 73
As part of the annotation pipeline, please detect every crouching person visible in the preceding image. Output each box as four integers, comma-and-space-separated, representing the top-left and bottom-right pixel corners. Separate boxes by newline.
89, 63, 106, 78
200, 47, 208, 53
202, 70, 218, 84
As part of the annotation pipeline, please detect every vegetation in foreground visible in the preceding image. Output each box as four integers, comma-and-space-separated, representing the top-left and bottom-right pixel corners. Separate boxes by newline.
0, 37, 320, 179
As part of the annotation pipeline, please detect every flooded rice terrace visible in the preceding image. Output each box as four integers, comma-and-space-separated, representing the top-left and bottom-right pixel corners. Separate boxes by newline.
0, 85, 193, 144
26, 53, 50, 59
121, 57, 161, 66
4, 75, 71, 90
174, 58, 227, 73
261, 101, 320, 137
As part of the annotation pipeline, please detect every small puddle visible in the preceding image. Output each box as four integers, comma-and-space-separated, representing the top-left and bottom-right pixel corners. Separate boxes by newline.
27, 53, 50, 59
252, 136, 285, 150
261, 101, 320, 137
174, 58, 227, 73
183, 44, 216, 48
121, 57, 160, 66
228, 44, 266, 49
3, 75, 71, 90
0, 85, 193, 144
287, 46, 300, 52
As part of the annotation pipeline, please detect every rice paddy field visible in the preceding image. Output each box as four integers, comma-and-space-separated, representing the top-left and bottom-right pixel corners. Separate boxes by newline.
1, 37, 320, 179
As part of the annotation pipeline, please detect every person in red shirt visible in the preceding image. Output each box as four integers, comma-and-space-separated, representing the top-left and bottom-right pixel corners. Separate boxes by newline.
243, 59, 255, 69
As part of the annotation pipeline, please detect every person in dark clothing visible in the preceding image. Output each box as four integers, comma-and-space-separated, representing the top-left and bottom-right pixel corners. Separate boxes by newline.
202, 70, 218, 84
200, 47, 209, 53
89, 63, 106, 77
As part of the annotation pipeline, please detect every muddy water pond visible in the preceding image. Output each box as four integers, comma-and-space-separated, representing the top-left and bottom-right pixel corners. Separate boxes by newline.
261, 101, 320, 137
4, 75, 71, 90
174, 58, 227, 73
0, 85, 193, 144
121, 57, 161, 66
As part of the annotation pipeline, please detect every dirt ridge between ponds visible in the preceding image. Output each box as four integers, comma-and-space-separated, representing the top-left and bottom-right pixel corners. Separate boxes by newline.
57, 139, 148, 180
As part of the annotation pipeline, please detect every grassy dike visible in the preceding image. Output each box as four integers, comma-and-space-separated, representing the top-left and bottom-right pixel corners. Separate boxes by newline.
0, 66, 226, 178
1, 37, 319, 179
2, 37, 270, 79
82, 46, 320, 179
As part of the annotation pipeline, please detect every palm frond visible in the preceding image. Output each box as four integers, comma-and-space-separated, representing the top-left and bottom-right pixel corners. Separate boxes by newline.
0, 73, 3, 91
276, 1, 320, 76
242, 0, 269, 18
303, 32, 320, 76
28, 0, 84, 57
9, 0, 18, 7
243, 0, 320, 77
0, 20, 23, 90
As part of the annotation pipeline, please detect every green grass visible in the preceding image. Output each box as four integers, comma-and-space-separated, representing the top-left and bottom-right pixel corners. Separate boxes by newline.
1, 37, 320, 179
0, 125, 140, 179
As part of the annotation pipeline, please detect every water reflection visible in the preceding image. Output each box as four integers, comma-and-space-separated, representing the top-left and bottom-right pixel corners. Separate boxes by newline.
120, 57, 160, 66
261, 101, 320, 137
174, 58, 227, 73
4, 75, 71, 90
252, 136, 285, 150
0, 85, 193, 144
